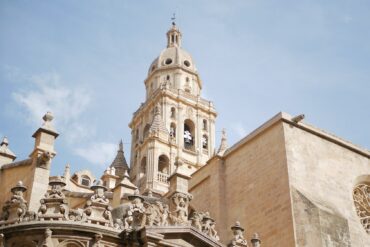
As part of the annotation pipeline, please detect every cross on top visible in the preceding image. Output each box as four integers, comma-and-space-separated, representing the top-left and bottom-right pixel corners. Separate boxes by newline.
171, 13, 176, 25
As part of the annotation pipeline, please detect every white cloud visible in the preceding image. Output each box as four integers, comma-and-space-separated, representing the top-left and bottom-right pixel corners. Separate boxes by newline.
9, 70, 115, 165
75, 142, 117, 166
12, 72, 91, 128
232, 122, 247, 138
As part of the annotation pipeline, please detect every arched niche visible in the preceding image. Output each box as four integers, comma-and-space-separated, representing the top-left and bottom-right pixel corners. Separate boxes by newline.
158, 155, 170, 174
143, 124, 150, 140
184, 119, 195, 150
57, 240, 85, 247
202, 134, 208, 149
140, 157, 147, 178
170, 122, 176, 138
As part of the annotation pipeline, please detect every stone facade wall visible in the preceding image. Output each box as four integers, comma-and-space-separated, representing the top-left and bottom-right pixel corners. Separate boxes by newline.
283, 122, 370, 246
0, 162, 35, 209
190, 122, 296, 246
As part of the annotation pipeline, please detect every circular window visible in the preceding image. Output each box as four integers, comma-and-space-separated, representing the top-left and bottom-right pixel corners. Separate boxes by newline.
165, 58, 173, 65
184, 60, 191, 67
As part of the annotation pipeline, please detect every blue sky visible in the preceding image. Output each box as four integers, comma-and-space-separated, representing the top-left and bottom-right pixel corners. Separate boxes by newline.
0, 0, 369, 177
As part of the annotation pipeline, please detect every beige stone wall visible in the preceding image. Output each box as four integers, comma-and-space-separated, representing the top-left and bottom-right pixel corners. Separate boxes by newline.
283, 122, 370, 246
0, 163, 35, 209
190, 122, 296, 246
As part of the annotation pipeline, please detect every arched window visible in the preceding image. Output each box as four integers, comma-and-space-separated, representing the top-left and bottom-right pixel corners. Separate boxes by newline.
158, 155, 170, 174
353, 176, 370, 233
170, 123, 176, 138
184, 119, 195, 150
203, 119, 208, 131
143, 124, 150, 139
170, 107, 176, 118
202, 135, 208, 149
140, 157, 147, 177
81, 175, 91, 187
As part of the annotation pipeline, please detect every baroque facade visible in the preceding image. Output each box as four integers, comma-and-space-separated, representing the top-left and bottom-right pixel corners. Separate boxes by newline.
0, 23, 369, 247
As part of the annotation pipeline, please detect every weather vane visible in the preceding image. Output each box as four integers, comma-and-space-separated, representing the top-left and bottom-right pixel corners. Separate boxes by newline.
171, 13, 176, 25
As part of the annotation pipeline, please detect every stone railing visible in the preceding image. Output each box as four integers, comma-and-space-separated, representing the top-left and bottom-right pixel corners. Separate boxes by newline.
157, 172, 169, 184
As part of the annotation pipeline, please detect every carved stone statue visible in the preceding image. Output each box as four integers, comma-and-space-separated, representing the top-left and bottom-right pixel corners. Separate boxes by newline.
0, 181, 28, 223
202, 212, 219, 241
190, 212, 203, 231
83, 180, 113, 227
123, 190, 146, 231
229, 221, 248, 247
37, 151, 52, 169
170, 192, 192, 226
251, 233, 261, 247
38, 176, 69, 221
145, 201, 170, 227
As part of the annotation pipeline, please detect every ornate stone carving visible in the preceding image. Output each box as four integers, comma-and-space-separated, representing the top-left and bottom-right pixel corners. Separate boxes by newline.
41, 228, 54, 247
353, 183, 370, 233
121, 190, 146, 231
0, 181, 28, 223
145, 201, 170, 226
37, 151, 52, 169
228, 221, 248, 247
190, 212, 203, 231
201, 212, 219, 241
169, 192, 192, 226
190, 211, 219, 240
251, 233, 261, 247
84, 180, 113, 227
38, 176, 69, 221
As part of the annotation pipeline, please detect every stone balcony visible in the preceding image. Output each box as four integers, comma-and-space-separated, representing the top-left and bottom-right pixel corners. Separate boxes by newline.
157, 172, 169, 184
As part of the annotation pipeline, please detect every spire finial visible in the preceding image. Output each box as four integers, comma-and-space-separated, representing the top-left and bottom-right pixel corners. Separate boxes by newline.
41, 111, 56, 132
119, 139, 123, 152
1, 136, 9, 146
171, 13, 176, 26
217, 128, 228, 156
64, 163, 71, 179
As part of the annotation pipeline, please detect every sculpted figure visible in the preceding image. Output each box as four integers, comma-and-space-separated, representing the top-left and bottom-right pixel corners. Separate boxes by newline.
124, 190, 146, 230
37, 151, 52, 169
190, 212, 203, 231
90, 183, 109, 204
161, 204, 169, 226
201, 212, 220, 240
229, 221, 248, 247
170, 193, 191, 225
44, 176, 65, 199
1, 181, 28, 222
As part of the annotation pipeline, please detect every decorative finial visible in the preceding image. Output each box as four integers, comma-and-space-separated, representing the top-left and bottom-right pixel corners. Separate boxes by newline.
148, 189, 153, 197
43, 111, 54, 122
64, 163, 71, 179
119, 139, 124, 151
171, 13, 176, 26
1, 136, 9, 146
41, 111, 56, 131
123, 170, 130, 179
217, 128, 228, 156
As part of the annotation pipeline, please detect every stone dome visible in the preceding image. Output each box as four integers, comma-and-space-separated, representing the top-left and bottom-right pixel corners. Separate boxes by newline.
147, 24, 198, 76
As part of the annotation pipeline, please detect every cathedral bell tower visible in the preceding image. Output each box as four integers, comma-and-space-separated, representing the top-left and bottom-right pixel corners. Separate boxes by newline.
129, 22, 217, 195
